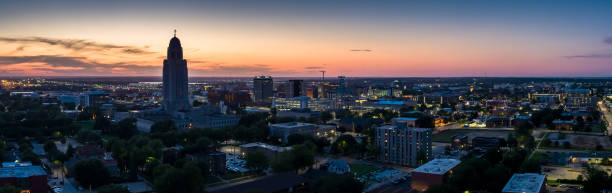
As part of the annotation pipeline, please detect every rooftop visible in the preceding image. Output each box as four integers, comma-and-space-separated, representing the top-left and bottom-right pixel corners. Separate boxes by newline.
240, 142, 291, 152
270, 122, 315, 128
412, 159, 461, 175
0, 165, 47, 178
501, 173, 546, 193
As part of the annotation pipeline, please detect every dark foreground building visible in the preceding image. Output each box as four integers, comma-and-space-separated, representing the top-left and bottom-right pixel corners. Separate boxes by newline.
209, 173, 308, 193
0, 166, 48, 193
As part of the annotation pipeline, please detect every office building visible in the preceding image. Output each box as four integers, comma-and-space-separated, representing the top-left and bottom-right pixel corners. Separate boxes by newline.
411, 159, 461, 191
376, 124, 432, 166
336, 76, 347, 94
79, 91, 111, 107
272, 96, 332, 112
253, 76, 274, 103
288, 79, 304, 97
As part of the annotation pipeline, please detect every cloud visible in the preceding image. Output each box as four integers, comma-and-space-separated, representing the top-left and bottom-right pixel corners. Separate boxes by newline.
0, 36, 155, 55
0, 55, 157, 74
304, 66, 324, 70
565, 53, 612, 59
605, 37, 612, 45
565, 37, 612, 59
350, 49, 372, 52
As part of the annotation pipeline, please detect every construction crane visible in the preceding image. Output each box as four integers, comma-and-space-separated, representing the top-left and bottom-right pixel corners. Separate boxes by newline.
319, 70, 326, 81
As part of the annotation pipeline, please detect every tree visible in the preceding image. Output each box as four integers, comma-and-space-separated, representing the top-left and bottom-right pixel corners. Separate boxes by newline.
112, 118, 138, 139
245, 151, 269, 172
0, 185, 18, 193
97, 184, 130, 193
153, 162, 204, 193
271, 144, 315, 172
321, 111, 333, 123
582, 167, 611, 193
520, 158, 541, 173
483, 165, 511, 192
425, 184, 457, 193
484, 148, 503, 164
71, 158, 110, 188
331, 135, 360, 155
150, 119, 177, 133
287, 134, 305, 146
94, 116, 111, 131
310, 174, 364, 193
415, 115, 435, 128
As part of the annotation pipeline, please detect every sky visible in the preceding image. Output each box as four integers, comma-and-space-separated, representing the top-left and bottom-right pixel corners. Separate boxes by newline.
0, 0, 611, 77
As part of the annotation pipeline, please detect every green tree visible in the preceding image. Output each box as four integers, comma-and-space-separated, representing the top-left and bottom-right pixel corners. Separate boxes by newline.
71, 158, 110, 188
582, 167, 611, 193
97, 184, 130, 193
310, 174, 364, 193
150, 119, 177, 133
245, 151, 269, 172
0, 185, 19, 193
153, 162, 204, 193
271, 144, 315, 172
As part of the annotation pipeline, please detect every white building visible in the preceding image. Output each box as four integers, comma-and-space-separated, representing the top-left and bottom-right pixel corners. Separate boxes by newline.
501, 173, 546, 193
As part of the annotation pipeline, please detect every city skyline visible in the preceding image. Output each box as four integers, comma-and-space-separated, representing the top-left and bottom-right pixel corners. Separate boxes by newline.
1, 0, 612, 77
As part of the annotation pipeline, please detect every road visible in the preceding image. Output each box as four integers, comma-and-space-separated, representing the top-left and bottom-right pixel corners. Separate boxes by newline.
598, 101, 611, 135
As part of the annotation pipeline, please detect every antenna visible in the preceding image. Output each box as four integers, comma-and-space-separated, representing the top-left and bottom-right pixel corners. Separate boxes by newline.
174, 29, 177, 37
320, 70, 326, 81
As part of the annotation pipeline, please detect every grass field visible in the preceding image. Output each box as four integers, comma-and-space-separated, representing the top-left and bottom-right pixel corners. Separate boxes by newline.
432, 129, 512, 143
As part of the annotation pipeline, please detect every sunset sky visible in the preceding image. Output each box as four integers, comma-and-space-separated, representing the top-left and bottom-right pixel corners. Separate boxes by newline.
1, 0, 611, 77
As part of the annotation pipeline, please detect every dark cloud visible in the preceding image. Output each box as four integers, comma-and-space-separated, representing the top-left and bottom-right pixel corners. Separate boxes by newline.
565, 53, 612, 59
0, 55, 157, 73
0, 37, 155, 55
564, 37, 612, 59
304, 66, 324, 70
350, 49, 372, 52
605, 37, 612, 45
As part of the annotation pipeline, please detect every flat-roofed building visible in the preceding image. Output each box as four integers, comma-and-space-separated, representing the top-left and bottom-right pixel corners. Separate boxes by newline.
411, 158, 461, 192
239, 142, 292, 161
501, 173, 547, 193
269, 122, 318, 143
0, 166, 48, 193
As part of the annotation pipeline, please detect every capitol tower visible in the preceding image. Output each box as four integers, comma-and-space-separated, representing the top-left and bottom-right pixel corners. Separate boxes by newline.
162, 31, 190, 113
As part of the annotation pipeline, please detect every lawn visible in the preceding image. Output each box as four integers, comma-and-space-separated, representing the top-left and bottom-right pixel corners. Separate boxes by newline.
349, 163, 378, 178
432, 129, 512, 143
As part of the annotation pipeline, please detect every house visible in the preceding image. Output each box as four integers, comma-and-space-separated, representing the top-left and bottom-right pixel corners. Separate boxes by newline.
325, 159, 350, 174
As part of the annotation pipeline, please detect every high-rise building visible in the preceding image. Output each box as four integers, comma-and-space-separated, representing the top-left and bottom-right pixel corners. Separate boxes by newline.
306, 85, 318, 98
336, 76, 347, 94
253, 76, 274, 103
288, 80, 304, 97
162, 34, 191, 113
376, 118, 432, 166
